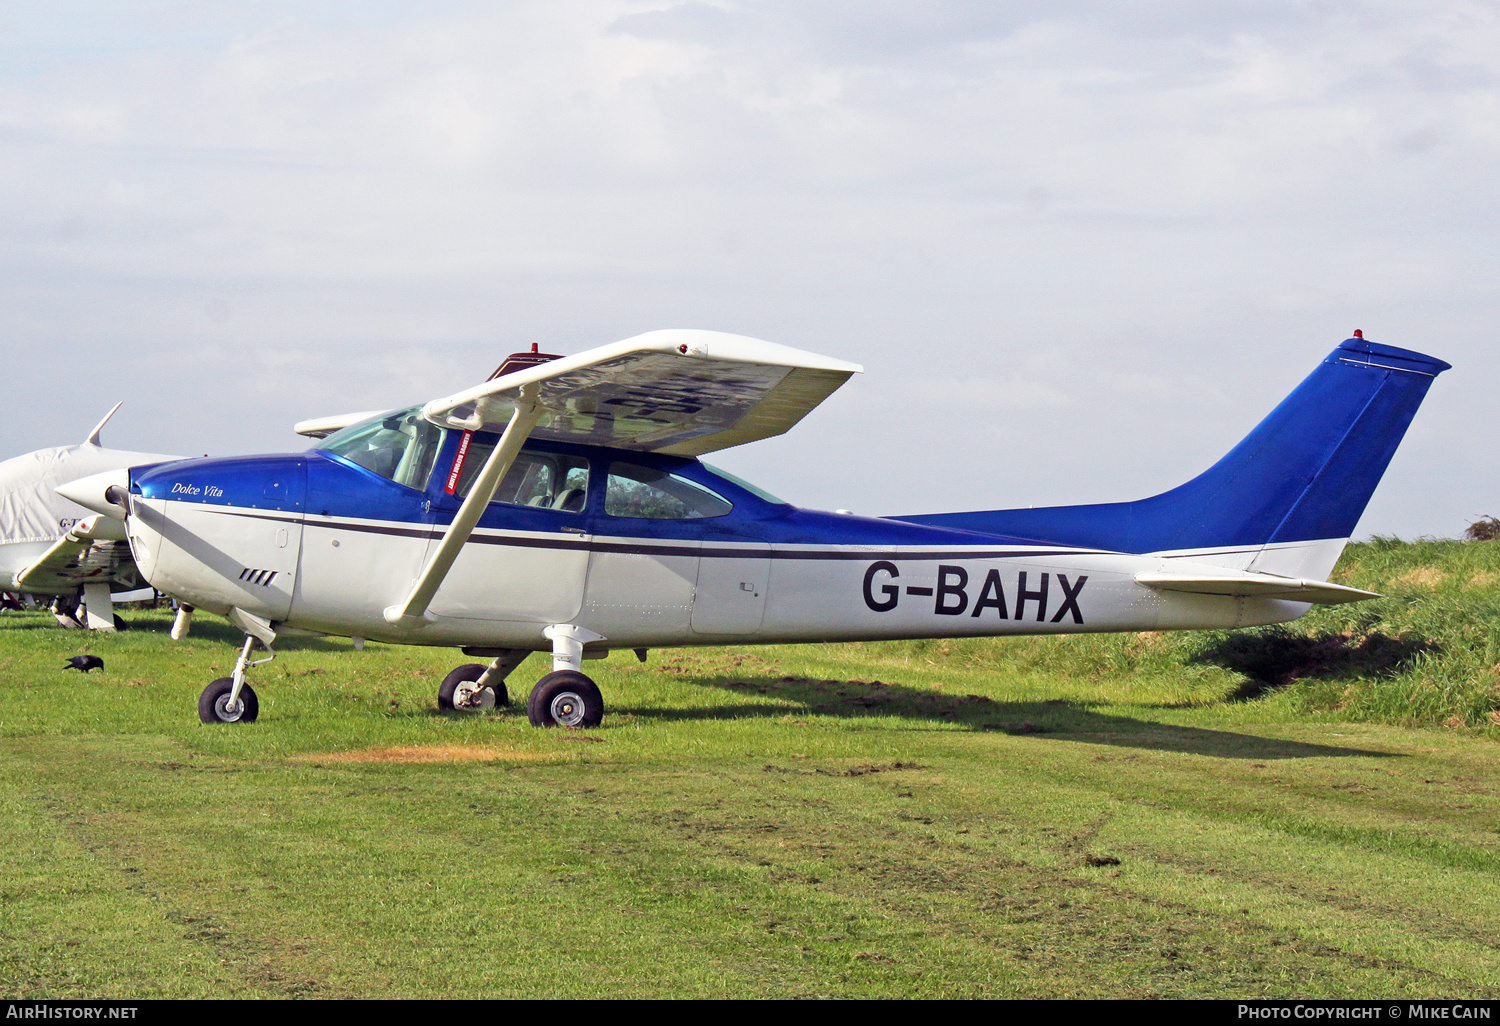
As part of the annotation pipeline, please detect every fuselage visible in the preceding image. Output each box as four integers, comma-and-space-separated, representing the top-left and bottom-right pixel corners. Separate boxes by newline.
122, 415, 1312, 653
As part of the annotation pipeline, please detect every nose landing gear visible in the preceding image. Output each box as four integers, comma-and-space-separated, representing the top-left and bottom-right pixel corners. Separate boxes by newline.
199, 628, 275, 725
199, 676, 259, 723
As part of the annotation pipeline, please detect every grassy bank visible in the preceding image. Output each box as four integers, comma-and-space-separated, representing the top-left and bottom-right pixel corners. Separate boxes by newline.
855, 536, 1500, 731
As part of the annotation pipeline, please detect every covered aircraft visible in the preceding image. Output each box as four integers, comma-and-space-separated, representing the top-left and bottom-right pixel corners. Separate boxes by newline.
59, 329, 1447, 725
0, 405, 181, 630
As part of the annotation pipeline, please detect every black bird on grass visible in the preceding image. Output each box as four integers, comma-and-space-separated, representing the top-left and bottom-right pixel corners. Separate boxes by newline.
64, 655, 104, 673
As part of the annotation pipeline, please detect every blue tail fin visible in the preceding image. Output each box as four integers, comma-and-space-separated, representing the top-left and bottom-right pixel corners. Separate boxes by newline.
896, 337, 1449, 559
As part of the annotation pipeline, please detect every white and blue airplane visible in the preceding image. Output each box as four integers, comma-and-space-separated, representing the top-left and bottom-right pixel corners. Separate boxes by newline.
58, 329, 1448, 726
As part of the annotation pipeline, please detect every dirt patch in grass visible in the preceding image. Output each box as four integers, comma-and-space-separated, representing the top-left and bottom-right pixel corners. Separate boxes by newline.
300, 745, 551, 764
1392, 566, 1447, 589
762, 760, 927, 778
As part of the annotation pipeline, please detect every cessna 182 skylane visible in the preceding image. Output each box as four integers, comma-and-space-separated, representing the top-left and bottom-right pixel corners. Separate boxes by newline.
58, 329, 1447, 727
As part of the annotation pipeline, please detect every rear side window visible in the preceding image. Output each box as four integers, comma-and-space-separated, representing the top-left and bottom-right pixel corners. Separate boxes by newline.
605, 463, 732, 520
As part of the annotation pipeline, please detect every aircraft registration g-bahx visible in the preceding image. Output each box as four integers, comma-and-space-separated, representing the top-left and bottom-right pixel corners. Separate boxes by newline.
59, 329, 1447, 727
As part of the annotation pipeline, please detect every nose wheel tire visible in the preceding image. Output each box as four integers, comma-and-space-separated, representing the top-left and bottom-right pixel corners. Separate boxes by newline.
527, 670, 604, 728
199, 678, 259, 724
438, 663, 508, 712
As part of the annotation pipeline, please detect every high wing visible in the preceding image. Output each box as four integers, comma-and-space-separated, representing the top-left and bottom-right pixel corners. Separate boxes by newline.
1135, 571, 1379, 606
420, 329, 863, 456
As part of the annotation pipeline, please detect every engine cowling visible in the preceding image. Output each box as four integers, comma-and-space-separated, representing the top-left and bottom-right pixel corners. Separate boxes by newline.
127, 455, 308, 619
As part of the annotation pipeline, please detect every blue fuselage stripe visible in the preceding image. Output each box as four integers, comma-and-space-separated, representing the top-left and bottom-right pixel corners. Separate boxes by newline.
196, 505, 1103, 561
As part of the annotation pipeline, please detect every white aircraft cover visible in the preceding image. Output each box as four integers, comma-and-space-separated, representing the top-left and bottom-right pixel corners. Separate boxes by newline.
0, 443, 178, 546
420, 329, 863, 456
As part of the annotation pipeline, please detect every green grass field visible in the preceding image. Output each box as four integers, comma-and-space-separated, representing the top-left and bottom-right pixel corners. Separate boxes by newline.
4, 539, 1500, 998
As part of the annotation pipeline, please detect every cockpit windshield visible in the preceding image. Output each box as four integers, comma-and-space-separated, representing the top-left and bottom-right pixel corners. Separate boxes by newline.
314, 405, 445, 491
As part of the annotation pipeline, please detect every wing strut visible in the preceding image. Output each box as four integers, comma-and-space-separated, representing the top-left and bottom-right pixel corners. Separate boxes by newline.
383, 394, 543, 629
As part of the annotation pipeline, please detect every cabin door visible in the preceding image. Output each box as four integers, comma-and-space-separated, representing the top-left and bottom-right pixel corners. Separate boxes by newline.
690, 543, 770, 634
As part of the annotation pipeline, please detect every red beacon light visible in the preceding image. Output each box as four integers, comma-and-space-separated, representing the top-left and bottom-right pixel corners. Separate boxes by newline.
1352, 329, 1364, 339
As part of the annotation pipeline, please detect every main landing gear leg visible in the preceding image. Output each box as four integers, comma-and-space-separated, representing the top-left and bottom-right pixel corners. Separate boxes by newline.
199, 610, 278, 724
527, 625, 607, 728
80, 582, 117, 632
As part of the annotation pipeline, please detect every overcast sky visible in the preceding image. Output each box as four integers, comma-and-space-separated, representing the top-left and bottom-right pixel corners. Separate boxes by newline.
2, 1, 1496, 537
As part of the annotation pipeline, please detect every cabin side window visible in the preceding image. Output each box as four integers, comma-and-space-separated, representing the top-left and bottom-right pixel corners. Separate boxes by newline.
315, 407, 445, 491
605, 462, 733, 520
451, 444, 590, 513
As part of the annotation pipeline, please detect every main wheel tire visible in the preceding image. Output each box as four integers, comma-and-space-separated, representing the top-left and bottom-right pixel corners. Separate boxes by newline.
438, 663, 508, 711
113, 614, 127, 631
527, 670, 604, 728
198, 678, 259, 724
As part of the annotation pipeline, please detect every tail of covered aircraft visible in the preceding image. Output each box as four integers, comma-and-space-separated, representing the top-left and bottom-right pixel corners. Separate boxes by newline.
897, 336, 1450, 580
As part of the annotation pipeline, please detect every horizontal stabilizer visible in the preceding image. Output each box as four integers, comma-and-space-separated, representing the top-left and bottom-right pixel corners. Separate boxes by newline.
294, 411, 386, 439
1135, 571, 1379, 606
